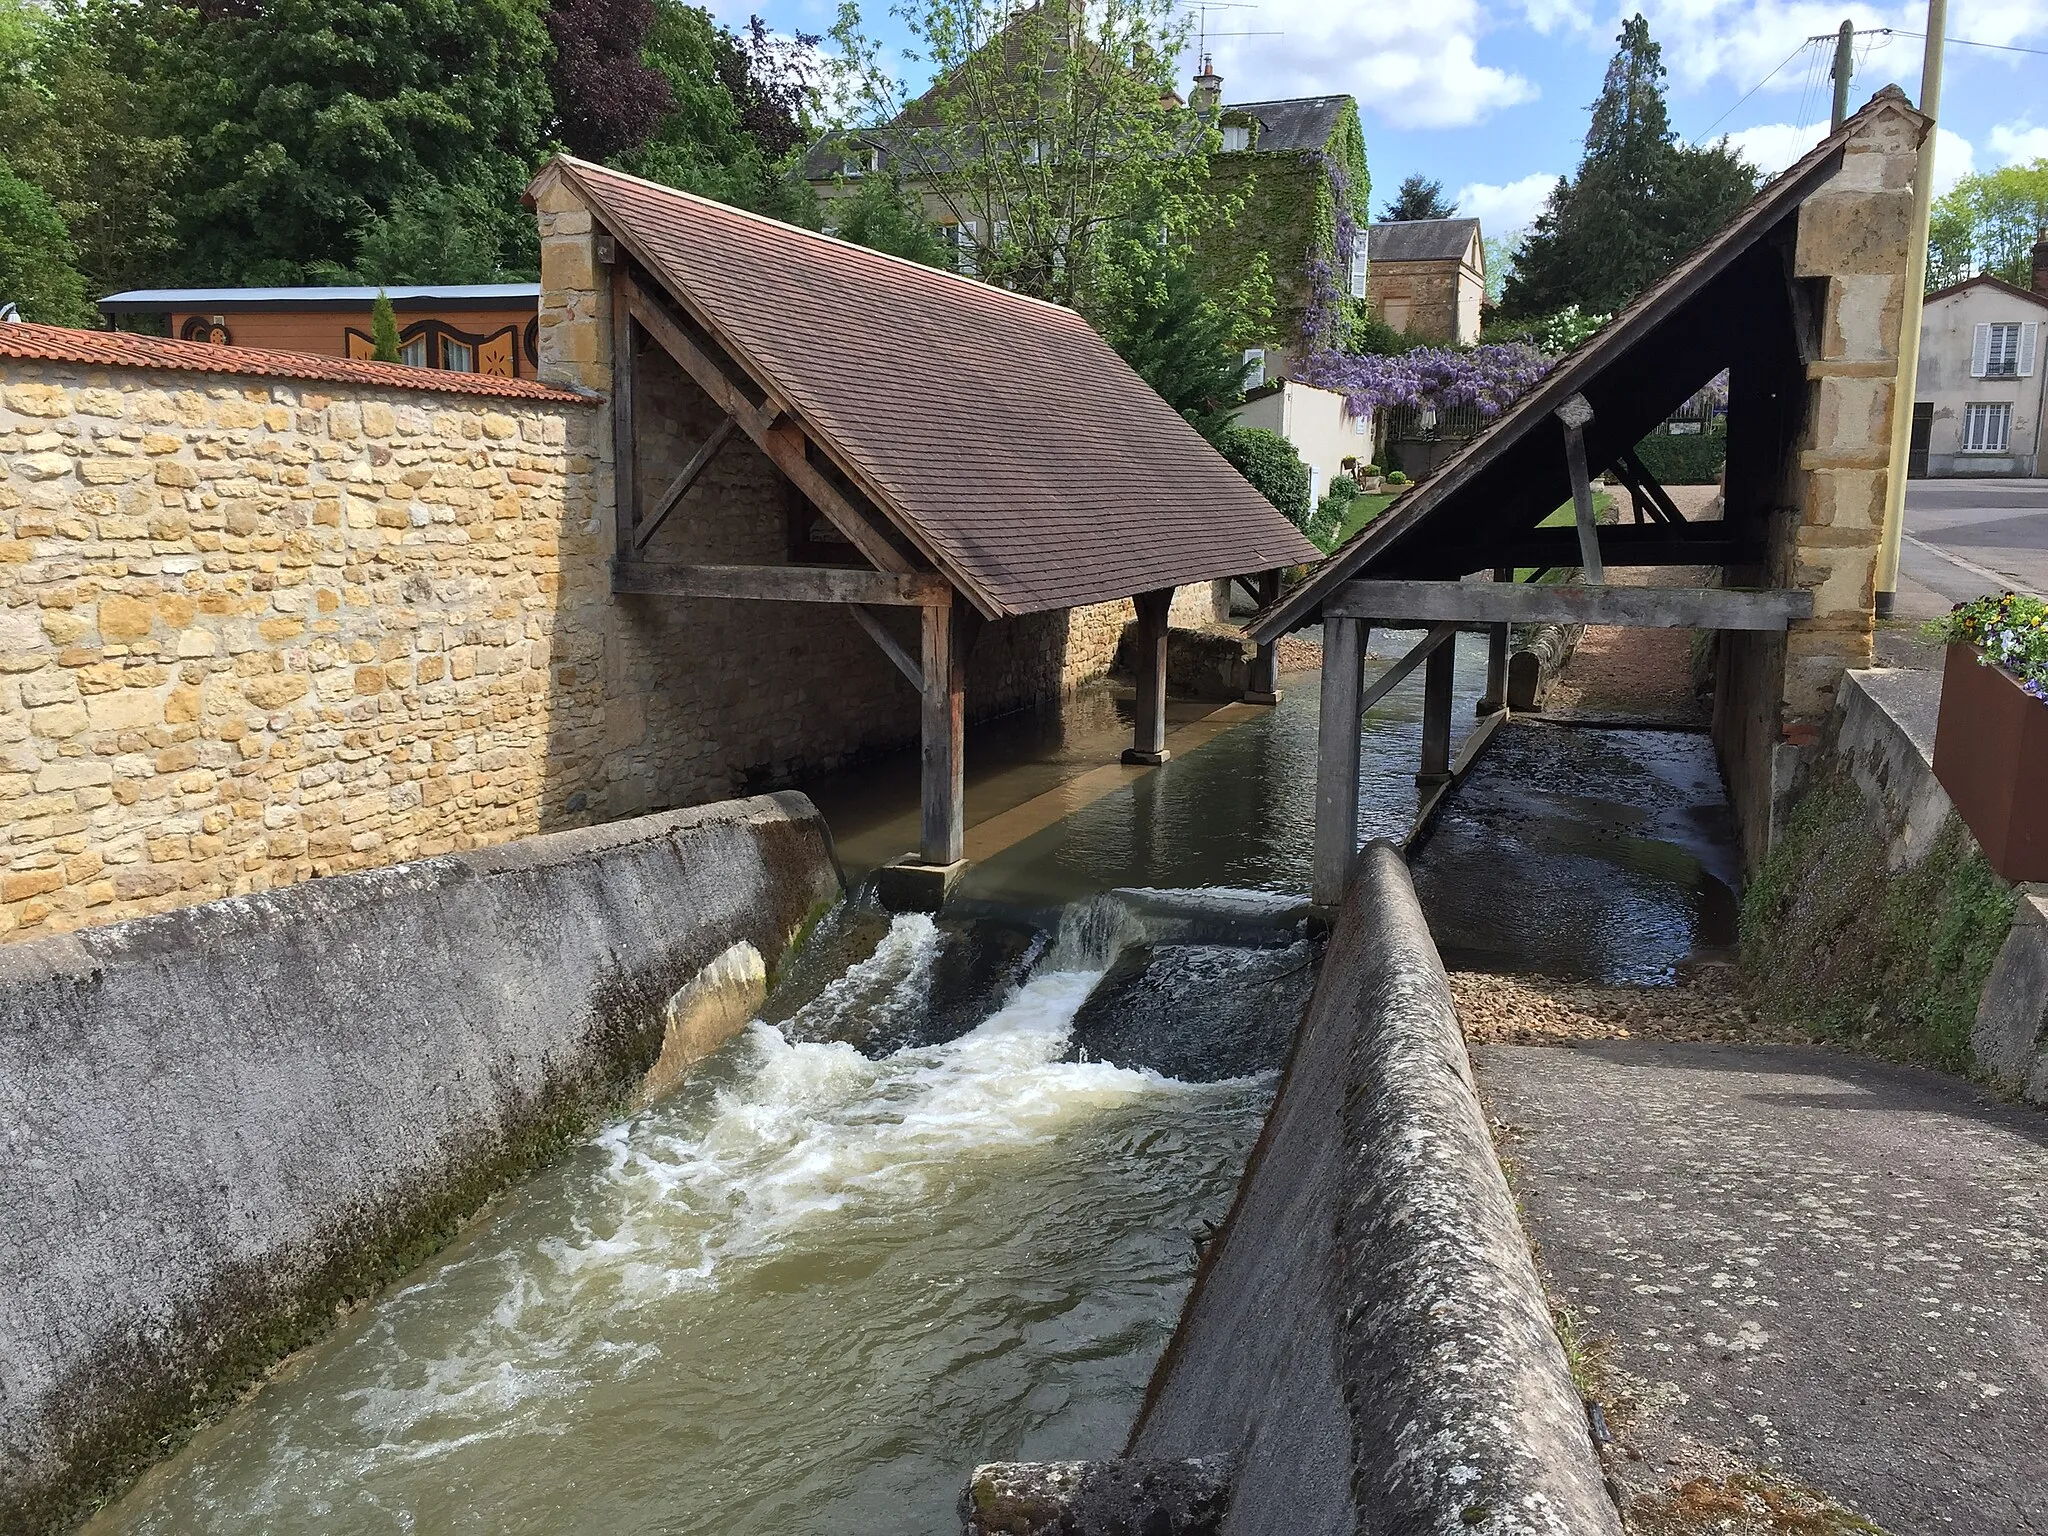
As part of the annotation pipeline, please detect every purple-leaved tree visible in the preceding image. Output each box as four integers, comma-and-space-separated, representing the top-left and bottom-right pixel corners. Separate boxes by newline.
547, 0, 676, 161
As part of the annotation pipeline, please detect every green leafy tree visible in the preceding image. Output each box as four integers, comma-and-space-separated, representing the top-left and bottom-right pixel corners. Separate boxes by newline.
1501, 14, 1756, 319
830, 171, 947, 263
826, 0, 1243, 312
139, 0, 552, 283
0, 0, 188, 297
0, 153, 93, 323
1380, 173, 1455, 222
1928, 161, 2048, 290
369, 288, 402, 361
1216, 425, 1311, 530
1094, 235, 1257, 443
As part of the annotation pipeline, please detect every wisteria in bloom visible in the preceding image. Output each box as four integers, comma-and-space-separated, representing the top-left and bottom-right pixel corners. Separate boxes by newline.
1305, 343, 1557, 421
1678, 369, 1731, 419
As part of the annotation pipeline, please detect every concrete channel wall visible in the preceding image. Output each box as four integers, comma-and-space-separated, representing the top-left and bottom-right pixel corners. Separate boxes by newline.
0, 791, 841, 1533
967, 843, 1619, 1536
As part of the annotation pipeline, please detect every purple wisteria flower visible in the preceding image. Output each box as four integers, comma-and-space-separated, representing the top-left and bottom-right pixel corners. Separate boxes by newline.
1304, 343, 1557, 420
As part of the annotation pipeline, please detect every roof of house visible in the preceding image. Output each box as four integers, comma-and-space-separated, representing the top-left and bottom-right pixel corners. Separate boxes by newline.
0, 322, 589, 403
1367, 218, 1483, 265
536, 155, 1315, 618
1922, 272, 2048, 311
1249, 88, 1929, 644
1226, 95, 1350, 153
97, 284, 540, 315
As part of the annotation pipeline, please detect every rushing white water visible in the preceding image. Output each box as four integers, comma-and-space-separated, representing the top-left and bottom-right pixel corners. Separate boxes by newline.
95, 915, 1273, 1536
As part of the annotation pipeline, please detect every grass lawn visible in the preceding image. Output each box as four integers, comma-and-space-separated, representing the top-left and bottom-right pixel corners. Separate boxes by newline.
1314, 492, 1398, 553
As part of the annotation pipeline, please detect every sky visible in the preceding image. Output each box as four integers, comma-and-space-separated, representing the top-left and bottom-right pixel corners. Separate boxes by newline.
745, 0, 2047, 239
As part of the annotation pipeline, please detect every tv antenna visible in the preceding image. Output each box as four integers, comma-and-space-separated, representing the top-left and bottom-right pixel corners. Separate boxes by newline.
1181, 2, 1280, 65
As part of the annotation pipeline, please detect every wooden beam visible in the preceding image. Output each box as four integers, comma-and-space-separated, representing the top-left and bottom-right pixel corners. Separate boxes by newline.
1419, 526, 1761, 573
1123, 587, 1173, 766
632, 417, 736, 553
1418, 633, 1455, 784
1611, 447, 1686, 526
610, 561, 951, 605
621, 272, 917, 578
1556, 393, 1604, 582
920, 594, 965, 867
1312, 616, 1366, 908
1359, 622, 1458, 716
1245, 569, 1281, 704
848, 603, 923, 689
1324, 580, 1813, 630
1481, 567, 1510, 716
611, 284, 637, 565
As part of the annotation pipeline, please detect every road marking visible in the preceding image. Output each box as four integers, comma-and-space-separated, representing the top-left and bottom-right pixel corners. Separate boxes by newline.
1901, 533, 2045, 600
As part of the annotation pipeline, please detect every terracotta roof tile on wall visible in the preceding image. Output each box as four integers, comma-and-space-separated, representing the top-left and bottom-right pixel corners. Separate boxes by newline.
0, 323, 592, 404
546, 156, 1317, 616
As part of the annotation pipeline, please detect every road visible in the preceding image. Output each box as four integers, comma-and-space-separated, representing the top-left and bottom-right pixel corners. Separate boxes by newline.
1895, 477, 2048, 618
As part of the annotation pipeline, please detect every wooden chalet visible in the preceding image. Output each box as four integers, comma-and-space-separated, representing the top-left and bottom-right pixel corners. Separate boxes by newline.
1250, 90, 1930, 905
527, 156, 1316, 904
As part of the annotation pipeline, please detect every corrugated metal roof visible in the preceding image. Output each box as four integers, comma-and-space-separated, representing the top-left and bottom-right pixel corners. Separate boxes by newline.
0, 322, 589, 403
97, 284, 540, 313
543, 156, 1315, 617
1227, 96, 1350, 153
1367, 219, 1483, 264
1250, 89, 1930, 643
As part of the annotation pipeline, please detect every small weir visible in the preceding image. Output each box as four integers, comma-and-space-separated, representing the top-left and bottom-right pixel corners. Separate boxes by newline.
86, 645, 1742, 1533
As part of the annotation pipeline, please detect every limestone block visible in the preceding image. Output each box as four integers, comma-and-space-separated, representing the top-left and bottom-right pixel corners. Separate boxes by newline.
1821, 274, 1903, 364
86, 690, 163, 733
1803, 468, 1887, 532
541, 233, 597, 296
1808, 375, 1894, 462
1795, 189, 1911, 276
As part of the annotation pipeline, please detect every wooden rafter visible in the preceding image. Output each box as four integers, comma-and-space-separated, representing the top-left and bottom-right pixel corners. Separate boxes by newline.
848, 605, 923, 689
633, 417, 736, 553
611, 561, 947, 605
1324, 579, 1813, 630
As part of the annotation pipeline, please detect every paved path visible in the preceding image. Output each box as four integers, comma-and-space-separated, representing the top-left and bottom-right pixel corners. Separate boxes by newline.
1896, 478, 2048, 618
1476, 1041, 2048, 1534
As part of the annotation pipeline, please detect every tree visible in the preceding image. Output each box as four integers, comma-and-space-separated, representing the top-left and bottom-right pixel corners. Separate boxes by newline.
369, 289, 401, 361
831, 171, 947, 264
1094, 235, 1257, 443
1501, 14, 1757, 319
1216, 426, 1310, 530
1380, 173, 1455, 222
1927, 161, 2048, 291
0, 154, 93, 323
826, 0, 1240, 312
546, 0, 674, 160
139, 0, 553, 283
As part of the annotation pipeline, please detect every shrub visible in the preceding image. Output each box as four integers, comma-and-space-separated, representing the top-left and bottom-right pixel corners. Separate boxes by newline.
1328, 473, 1359, 503
1385, 469, 1409, 486
1217, 426, 1311, 531
1357, 463, 1380, 478
1633, 426, 1725, 484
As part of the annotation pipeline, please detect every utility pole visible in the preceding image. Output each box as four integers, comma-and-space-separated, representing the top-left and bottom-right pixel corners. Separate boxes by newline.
1830, 19, 1855, 131
1874, 0, 1946, 619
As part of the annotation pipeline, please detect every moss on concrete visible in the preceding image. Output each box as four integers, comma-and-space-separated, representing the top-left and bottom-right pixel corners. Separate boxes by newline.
1741, 770, 2014, 1074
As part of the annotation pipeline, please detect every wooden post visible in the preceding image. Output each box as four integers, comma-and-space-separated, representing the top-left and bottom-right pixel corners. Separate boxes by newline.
610, 278, 637, 566
1312, 616, 1366, 908
1556, 393, 1604, 583
1123, 587, 1174, 766
1246, 570, 1282, 704
1481, 566, 1510, 715
1418, 631, 1455, 784
920, 593, 964, 867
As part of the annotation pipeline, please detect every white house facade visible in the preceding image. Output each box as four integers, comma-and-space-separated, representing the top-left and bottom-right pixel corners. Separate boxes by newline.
1913, 272, 2047, 478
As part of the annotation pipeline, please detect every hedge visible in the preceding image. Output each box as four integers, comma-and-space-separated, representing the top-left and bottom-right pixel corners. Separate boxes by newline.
1218, 425, 1312, 531
1633, 427, 1726, 484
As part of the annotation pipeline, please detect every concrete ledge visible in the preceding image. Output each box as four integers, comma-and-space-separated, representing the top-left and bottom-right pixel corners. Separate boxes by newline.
1974, 890, 2048, 1102
0, 793, 842, 1533
873, 855, 968, 912
962, 1456, 1231, 1535
1129, 841, 1620, 1535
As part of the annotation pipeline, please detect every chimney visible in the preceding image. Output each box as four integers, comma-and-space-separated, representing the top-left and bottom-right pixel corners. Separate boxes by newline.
1191, 54, 1222, 118
2034, 228, 2048, 298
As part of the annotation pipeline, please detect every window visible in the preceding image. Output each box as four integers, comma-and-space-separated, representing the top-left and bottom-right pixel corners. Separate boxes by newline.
943, 220, 979, 276
398, 336, 428, 368
841, 146, 879, 177
1022, 139, 1044, 166
1242, 347, 1266, 390
1351, 408, 1369, 436
440, 337, 474, 372
1972, 320, 2037, 378
1220, 124, 1249, 152
1962, 402, 2012, 453
1347, 240, 1368, 300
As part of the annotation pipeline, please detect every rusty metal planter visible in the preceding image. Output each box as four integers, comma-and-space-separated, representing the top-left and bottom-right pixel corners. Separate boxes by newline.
1932, 643, 2048, 882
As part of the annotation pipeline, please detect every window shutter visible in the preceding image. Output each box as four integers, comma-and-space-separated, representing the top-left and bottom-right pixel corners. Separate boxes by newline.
1971, 322, 1991, 377
1348, 244, 1368, 299
1243, 348, 1266, 390
2020, 322, 2039, 378
960, 221, 979, 276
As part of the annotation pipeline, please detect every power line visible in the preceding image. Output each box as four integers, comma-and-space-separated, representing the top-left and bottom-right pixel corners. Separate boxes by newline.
1884, 27, 2048, 57
1696, 37, 1819, 140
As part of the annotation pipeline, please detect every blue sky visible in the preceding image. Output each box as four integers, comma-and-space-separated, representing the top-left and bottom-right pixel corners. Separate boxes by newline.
744, 0, 2046, 238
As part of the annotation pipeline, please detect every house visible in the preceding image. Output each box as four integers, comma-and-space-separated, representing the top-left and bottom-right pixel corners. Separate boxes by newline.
96, 284, 543, 378
1228, 379, 1370, 506
1364, 218, 1485, 346
1912, 243, 2047, 477
804, 51, 1370, 381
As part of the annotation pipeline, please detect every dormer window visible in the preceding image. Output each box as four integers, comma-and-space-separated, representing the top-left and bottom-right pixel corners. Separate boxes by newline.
1221, 124, 1249, 152
842, 145, 880, 177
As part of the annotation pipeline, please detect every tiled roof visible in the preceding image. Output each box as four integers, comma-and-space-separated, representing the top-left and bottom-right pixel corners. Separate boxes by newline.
1367, 219, 1483, 264
1922, 272, 2048, 310
1251, 88, 1930, 643
545, 156, 1315, 618
0, 323, 590, 403
1227, 96, 1350, 153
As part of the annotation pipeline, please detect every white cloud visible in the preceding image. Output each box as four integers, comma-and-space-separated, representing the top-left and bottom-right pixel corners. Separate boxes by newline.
1454, 172, 1559, 233
1715, 120, 1975, 193
1989, 121, 2048, 163
1932, 127, 1979, 194
1213, 0, 1537, 130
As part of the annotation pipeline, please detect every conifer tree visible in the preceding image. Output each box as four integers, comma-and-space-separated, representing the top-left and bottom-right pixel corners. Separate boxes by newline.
370, 289, 401, 363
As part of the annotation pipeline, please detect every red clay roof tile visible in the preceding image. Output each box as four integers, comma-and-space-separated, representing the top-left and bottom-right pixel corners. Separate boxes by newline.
0, 323, 591, 404
545, 156, 1316, 616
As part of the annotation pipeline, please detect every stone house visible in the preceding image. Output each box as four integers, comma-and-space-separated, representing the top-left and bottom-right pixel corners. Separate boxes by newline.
1911, 252, 2047, 477
1364, 217, 1485, 345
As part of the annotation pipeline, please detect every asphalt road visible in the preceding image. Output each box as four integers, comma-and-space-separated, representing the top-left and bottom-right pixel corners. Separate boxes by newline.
1896, 478, 2048, 617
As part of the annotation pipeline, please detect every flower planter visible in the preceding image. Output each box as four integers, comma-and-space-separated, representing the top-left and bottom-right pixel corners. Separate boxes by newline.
1931, 643, 2048, 882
